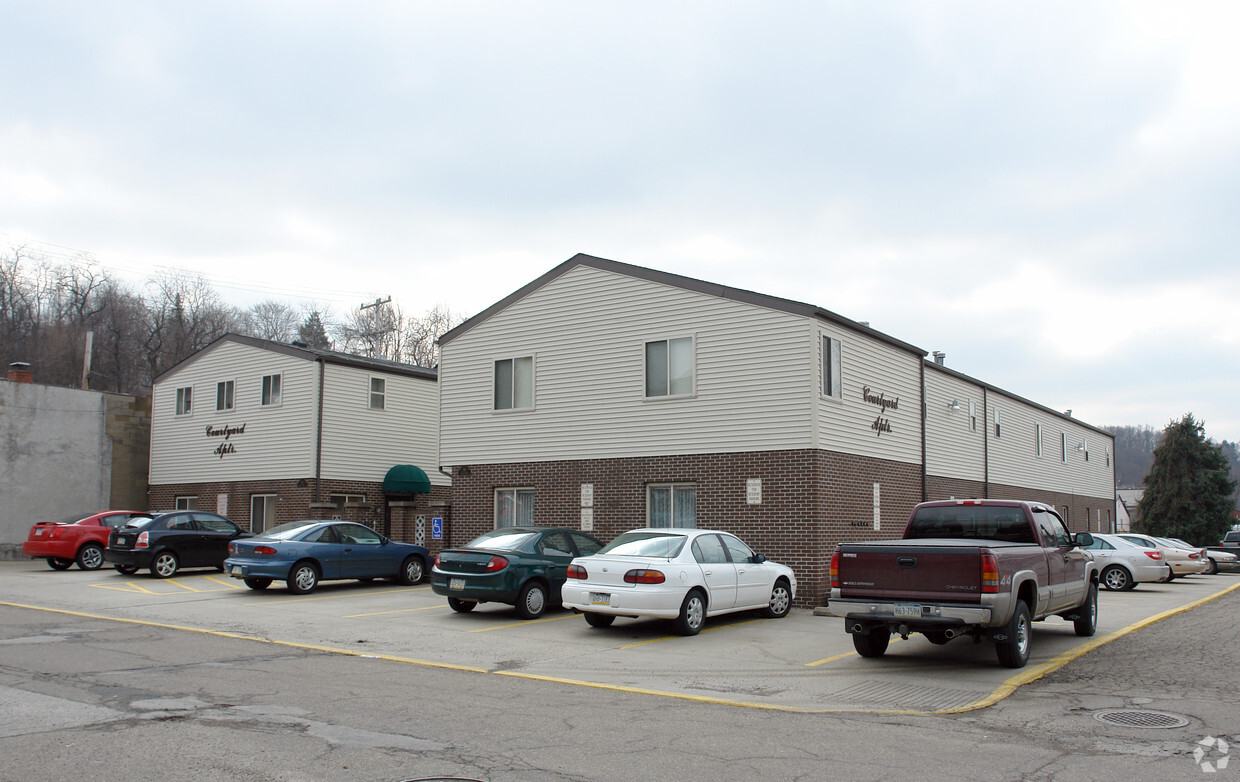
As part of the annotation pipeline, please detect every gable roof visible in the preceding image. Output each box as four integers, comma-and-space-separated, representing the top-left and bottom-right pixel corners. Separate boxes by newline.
153, 333, 437, 385
438, 252, 927, 357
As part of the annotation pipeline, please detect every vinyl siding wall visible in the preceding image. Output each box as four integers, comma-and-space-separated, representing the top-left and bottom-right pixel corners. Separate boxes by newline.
924, 366, 986, 481
987, 389, 1114, 500
439, 265, 818, 465
319, 364, 445, 485
149, 341, 317, 484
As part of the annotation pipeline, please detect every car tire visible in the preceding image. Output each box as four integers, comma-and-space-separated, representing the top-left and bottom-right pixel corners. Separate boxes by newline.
287, 561, 319, 594
853, 627, 891, 657
674, 589, 707, 636
584, 612, 615, 628
150, 551, 179, 579
399, 555, 426, 585
995, 600, 1032, 668
46, 557, 74, 571
447, 597, 476, 613
113, 564, 139, 575
1073, 582, 1098, 637
762, 578, 792, 618
1100, 565, 1131, 591
1204, 558, 1218, 575
515, 581, 549, 619
76, 543, 105, 571
244, 577, 272, 590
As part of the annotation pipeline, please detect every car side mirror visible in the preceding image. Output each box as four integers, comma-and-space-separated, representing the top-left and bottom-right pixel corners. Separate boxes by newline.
1074, 532, 1094, 548
751, 553, 766, 564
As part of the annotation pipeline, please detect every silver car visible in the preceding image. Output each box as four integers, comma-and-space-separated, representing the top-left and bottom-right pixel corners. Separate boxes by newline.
1164, 537, 1240, 575
1084, 533, 1170, 590
1118, 533, 1208, 579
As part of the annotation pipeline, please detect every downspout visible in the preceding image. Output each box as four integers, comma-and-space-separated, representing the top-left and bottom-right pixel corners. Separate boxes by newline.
982, 387, 990, 499
314, 358, 325, 502
919, 361, 927, 502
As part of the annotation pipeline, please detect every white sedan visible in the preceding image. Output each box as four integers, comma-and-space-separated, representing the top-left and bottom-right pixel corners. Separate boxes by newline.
561, 528, 796, 636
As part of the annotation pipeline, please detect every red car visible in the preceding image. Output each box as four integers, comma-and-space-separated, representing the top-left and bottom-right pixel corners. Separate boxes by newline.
23, 511, 151, 571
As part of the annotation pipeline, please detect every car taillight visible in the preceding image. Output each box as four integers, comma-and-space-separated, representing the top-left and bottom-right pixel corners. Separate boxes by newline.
49, 527, 64, 539
484, 556, 508, 573
136, 531, 149, 548
567, 563, 588, 579
1143, 550, 1163, 561
955, 499, 983, 505
830, 550, 840, 588
624, 569, 665, 584
254, 545, 277, 555
1188, 552, 1200, 559
981, 552, 999, 593
433, 555, 442, 569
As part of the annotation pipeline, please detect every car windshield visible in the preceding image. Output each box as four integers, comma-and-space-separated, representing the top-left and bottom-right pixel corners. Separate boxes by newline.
258, 521, 325, 540
464, 530, 537, 551
596, 532, 687, 558
905, 506, 1037, 543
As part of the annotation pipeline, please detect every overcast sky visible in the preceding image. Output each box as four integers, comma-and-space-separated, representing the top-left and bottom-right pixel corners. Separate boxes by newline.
4, 2, 1238, 442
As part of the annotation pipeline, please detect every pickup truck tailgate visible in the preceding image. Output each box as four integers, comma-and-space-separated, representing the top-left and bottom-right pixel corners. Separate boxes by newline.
837, 543, 984, 603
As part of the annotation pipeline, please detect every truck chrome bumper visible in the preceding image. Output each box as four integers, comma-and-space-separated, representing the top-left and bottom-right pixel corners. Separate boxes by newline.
822, 598, 993, 627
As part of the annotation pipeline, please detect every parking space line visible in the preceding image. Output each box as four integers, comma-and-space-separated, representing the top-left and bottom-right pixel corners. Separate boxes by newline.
343, 604, 447, 618
618, 617, 767, 648
245, 587, 422, 606
203, 575, 245, 590
804, 637, 907, 667
468, 614, 575, 632
166, 580, 202, 592
89, 581, 159, 594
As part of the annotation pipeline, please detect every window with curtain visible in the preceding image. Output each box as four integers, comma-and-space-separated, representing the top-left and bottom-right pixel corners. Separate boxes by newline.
648, 484, 697, 528
495, 488, 535, 527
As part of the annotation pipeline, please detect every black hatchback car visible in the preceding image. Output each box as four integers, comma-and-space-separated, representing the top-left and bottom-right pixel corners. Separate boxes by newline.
105, 511, 251, 578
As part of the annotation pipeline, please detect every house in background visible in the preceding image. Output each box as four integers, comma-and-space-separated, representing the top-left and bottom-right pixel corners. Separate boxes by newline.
1, 363, 149, 559
148, 335, 448, 549
436, 253, 1116, 606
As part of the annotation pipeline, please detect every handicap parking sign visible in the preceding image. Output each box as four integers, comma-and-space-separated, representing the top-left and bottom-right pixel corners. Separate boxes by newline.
431, 517, 443, 540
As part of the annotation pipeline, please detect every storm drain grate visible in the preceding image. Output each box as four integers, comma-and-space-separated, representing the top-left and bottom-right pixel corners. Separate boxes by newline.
1093, 709, 1190, 729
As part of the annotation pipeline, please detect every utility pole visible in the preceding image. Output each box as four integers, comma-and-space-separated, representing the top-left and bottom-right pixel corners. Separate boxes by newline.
358, 297, 395, 359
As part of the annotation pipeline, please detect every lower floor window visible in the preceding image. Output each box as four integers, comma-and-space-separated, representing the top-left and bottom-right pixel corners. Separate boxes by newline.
329, 493, 366, 508
648, 483, 696, 528
175, 496, 198, 510
496, 488, 535, 527
251, 494, 277, 533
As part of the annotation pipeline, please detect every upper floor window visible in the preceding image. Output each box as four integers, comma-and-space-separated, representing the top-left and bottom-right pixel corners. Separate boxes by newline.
175, 387, 193, 416
261, 374, 282, 406
216, 380, 234, 411
969, 401, 977, 432
494, 357, 534, 410
1036, 424, 1043, 457
1061, 432, 1068, 462
369, 377, 386, 410
822, 336, 842, 398
645, 337, 693, 398
993, 408, 1002, 438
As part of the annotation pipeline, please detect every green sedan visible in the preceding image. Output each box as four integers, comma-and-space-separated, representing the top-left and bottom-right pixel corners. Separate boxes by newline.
430, 527, 604, 619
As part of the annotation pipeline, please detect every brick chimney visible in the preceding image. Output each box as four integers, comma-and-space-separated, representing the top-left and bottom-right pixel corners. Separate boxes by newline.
6, 362, 33, 383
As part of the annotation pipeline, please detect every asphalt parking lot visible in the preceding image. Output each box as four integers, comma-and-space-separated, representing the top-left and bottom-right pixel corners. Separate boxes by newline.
3, 559, 1237, 715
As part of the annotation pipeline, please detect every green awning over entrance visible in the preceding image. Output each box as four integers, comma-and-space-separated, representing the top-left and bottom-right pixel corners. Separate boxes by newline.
382, 464, 432, 494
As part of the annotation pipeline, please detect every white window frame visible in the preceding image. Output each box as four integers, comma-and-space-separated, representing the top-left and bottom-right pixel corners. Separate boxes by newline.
822, 335, 842, 399
250, 493, 278, 533
994, 408, 1001, 438
216, 380, 234, 412
369, 376, 386, 410
645, 337, 694, 398
495, 488, 535, 527
493, 356, 534, 411
261, 374, 282, 407
1061, 432, 1068, 462
969, 401, 977, 432
328, 492, 366, 508
1036, 424, 1043, 457
175, 495, 198, 510
175, 386, 193, 416
647, 483, 697, 528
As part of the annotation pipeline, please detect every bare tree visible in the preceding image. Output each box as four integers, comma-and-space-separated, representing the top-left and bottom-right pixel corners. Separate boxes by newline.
242, 299, 300, 342
142, 269, 241, 379
402, 303, 465, 367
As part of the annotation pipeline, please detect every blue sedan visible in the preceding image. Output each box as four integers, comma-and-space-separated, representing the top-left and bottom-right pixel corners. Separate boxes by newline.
223, 520, 431, 594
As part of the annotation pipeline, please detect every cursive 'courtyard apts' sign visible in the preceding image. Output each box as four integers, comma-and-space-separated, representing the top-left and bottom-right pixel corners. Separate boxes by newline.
205, 423, 246, 459
861, 386, 898, 437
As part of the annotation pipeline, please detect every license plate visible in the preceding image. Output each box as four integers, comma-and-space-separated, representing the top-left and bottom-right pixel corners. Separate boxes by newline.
450, 578, 465, 590
893, 604, 922, 617
231, 566, 243, 576
35, 529, 43, 536
590, 592, 611, 606
116, 537, 126, 546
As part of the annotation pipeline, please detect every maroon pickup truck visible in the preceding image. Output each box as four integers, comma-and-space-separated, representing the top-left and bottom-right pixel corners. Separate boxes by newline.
823, 499, 1099, 668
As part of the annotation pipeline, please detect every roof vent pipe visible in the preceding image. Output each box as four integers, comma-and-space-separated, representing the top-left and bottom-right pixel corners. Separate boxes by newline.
932, 351, 946, 365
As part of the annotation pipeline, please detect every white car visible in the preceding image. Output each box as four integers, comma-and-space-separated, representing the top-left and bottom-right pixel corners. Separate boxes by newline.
1118, 534, 1208, 578
1082, 533, 1169, 590
561, 528, 797, 636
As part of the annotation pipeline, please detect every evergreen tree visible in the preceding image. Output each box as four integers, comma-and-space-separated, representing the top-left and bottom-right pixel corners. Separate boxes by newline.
1138, 414, 1238, 544
297, 311, 331, 350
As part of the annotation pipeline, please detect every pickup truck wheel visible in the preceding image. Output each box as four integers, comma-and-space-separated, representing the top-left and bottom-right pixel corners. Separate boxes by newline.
853, 627, 891, 658
995, 601, 1031, 668
1100, 565, 1131, 591
1073, 583, 1098, 637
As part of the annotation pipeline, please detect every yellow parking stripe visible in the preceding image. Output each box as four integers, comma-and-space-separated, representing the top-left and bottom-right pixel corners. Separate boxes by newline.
804, 636, 907, 667
343, 604, 447, 618
618, 617, 766, 648
202, 575, 245, 590
166, 580, 201, 592
89, 581, 159, 594
245, 586, 421, 606
469, 614, 575, 632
